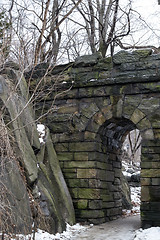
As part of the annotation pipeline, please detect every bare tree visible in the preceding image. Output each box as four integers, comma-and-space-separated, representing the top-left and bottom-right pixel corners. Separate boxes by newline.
123, 129, 142, 168
0, 4, 13, 62
69, 0, 132, 57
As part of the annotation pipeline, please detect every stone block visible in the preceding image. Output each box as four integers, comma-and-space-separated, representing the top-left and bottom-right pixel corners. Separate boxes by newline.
148, 110, 160, 128
101, 105, 113, 119
84, 131, 96, 141
77, 168, 97, 178
141, 162, 152, 169
97, 169, 107, 181
57, 152, 73, 161
54, 143, 68, 152
64, 160, 96, 169
113, 49, 152, 64
69, 188, 78, 198
48, 113, 71, 122
131, 108, 145, 124
141, 186, 150, 201
63, 172, 77, 179
113, 161, 121, 168
93, 112, 106, 125
142, 139, 160, 147
58, 105, 78, 114
141, 211, 160, 222
80, 102, 99, 118
114, 169, 121, 178
141, 202, 150, 211
101, 194, 113, 202
102, 202, 115, 208
78, 188, 101, 199
106, 171, 115, 181
141, 153, 160, 162
152, 178, 160, 185
79, 210, 105, 218
107, 207, 120, 216
138, 97, 159, 115
49, 122, 71, 133
89, 200, 103, 209
141, 169, 160, 178
88, 152, 103, 161
74, 152, 89, 161
141, 178, 151, 186
66, 179, 80, 188
100, 181, 109, 189
123, 104, 135, 119
149, 186, 160, 201
96, 162, 110, 170
69, 142, 97, 152
79, 87, 94, 98
75, 200, 88, 209
67, 179, 89, 188
124, 95, 142, 107
89, 179, 101, 188
63, 168, 77, 173
149, 202, 160, 211
114, 199, 122, 207
142, 146, 160, 154
137, 117, 151, 131
154, 129, 160, 139
114, 192, 121, 200
58, 132, 84, 142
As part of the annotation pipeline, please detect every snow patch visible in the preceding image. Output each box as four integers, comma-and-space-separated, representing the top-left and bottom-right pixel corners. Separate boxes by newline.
37, 124, 46, 143
134, 227, 160, 240
122, 186, 141, 217
89, 79, 97, 82
3, 223, 88, 240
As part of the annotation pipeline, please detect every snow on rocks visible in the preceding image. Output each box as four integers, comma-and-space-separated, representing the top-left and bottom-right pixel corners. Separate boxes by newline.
3, 223, 88, 240
54, 223, 88, 240
134, 227, 160, 240
37, 124, 46, 143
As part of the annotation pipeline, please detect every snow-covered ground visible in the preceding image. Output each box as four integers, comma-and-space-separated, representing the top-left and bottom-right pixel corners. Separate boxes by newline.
2, 186, 160, 240
134, 227, 160, 240
0, 224, 89, 240
122, 186, 141, 216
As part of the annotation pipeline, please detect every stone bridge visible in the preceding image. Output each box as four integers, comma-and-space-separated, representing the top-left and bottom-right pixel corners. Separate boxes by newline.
31, 49, 160, 228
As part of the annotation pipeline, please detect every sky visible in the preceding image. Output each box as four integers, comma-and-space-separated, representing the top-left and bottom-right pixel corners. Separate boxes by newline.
132, 0, 160, 47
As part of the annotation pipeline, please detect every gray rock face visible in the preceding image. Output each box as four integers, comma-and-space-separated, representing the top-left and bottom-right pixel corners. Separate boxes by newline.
0, 158, 33, 234
121, 173, 132, 210
0, 67, 75, 234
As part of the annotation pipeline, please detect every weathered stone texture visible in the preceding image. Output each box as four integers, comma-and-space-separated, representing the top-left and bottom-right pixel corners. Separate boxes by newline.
29, 49, 160, 227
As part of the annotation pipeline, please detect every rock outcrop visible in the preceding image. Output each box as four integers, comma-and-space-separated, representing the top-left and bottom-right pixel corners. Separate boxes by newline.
0, 66, 75, 234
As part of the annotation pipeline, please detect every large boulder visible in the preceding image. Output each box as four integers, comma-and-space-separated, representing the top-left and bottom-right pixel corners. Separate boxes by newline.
0, 66, 75, 234
0, 158, 33, 234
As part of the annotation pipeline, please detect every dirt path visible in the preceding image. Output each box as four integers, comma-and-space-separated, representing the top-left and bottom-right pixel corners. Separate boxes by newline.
72, 215, 140, 240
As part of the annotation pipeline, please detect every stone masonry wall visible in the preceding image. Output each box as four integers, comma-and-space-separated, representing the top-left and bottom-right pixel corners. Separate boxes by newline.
30, 49, 160, 228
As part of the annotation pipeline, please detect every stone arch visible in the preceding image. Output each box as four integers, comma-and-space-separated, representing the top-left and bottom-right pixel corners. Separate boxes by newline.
73, 100, 156, 225
80, 106, 140, 223
29, 49, 160, 228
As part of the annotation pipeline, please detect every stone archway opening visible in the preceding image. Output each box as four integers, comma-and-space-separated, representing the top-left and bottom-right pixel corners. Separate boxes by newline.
121, 129, 141, 216
97, 117, 142, 221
